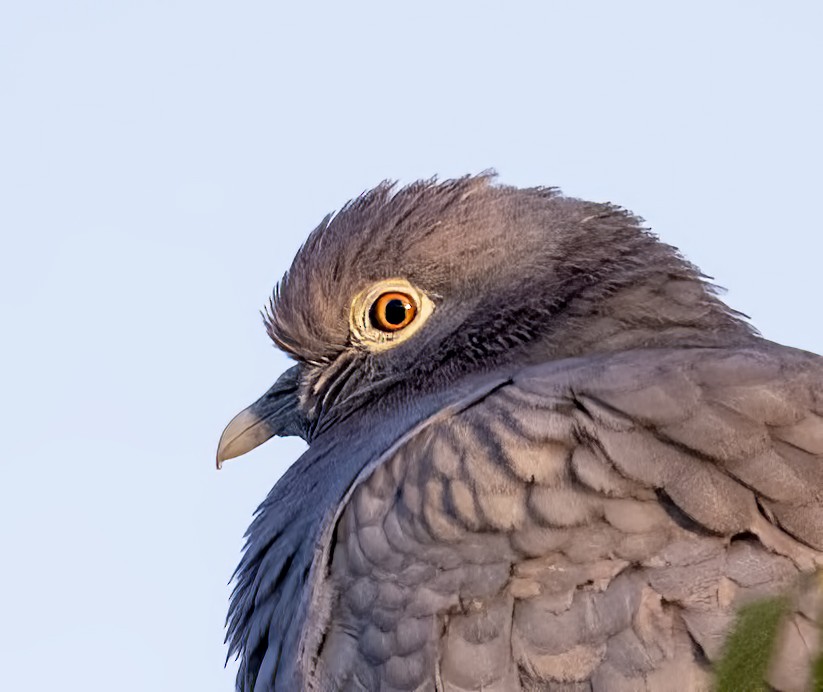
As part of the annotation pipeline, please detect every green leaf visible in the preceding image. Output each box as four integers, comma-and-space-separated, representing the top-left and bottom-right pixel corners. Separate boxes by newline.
813, 643, 823, 692
714, 596, 789, 692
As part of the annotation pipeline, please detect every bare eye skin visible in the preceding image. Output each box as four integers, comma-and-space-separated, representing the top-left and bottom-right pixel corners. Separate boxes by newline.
370, 292, 417, 331
348, 279, 434, 351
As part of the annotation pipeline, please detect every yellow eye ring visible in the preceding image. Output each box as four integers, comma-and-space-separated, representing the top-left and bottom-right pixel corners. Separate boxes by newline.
370, 292, 417, 332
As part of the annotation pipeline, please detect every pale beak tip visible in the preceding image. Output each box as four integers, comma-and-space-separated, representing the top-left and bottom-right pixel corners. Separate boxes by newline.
215, 406, 274, 470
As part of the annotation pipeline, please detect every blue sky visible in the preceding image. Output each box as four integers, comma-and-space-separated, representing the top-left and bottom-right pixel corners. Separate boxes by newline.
1, 2, 821, 690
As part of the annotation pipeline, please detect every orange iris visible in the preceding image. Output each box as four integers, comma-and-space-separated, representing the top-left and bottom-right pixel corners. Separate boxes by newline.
370, 292, 417, 332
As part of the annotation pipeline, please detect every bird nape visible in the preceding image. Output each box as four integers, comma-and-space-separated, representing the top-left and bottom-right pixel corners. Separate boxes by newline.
217, 173, 823, 692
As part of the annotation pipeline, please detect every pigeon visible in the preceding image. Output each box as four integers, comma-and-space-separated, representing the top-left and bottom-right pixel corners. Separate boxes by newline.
217, 174, 823, 691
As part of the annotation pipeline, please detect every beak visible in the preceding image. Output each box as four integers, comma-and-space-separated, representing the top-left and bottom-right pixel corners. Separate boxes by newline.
216, 365, 306, 469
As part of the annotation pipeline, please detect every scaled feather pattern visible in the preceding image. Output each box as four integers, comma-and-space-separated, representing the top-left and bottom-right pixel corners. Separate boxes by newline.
219, 174, 823, 691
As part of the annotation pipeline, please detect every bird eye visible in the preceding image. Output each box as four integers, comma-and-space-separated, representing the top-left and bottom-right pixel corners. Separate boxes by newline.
370, 292, 417, 332
349, 278, 434, 351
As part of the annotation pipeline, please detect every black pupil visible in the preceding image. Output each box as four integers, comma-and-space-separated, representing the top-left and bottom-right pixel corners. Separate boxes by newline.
384, 298, 409, 325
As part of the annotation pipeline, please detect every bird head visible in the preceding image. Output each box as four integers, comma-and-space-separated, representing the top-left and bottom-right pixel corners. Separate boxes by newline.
217, 173, 751, 465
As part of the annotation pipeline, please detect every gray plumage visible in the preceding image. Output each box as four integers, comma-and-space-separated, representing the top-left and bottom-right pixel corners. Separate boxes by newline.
218, 174, 823, 691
